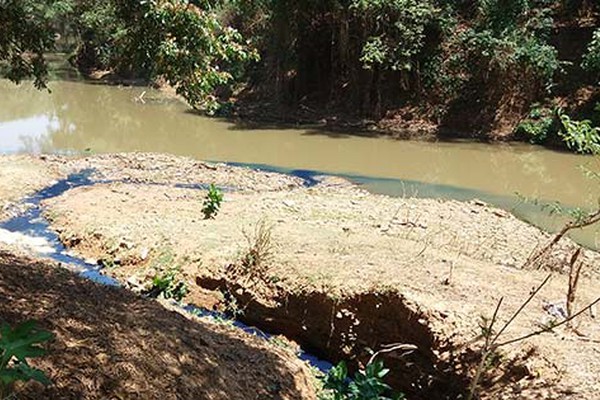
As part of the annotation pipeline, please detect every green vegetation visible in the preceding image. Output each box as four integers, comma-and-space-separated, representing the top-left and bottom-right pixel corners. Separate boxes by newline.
148, 267, 189, 302
1, 1, 600, 146
202, 184, 224, 219
0, 0, 255, 112
559, 110, 600, 154
583, 28, 600, 78
0, 320, 53, 396
515, 104, 556, 144
320, 360, 404, 400
144, 250, 189, 302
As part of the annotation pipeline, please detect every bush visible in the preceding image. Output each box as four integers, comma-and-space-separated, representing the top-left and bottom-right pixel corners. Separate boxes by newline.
515, 105, 556, 144
582, 28, 600, 78
559, 111, 600, 154
146, 268, 189, 302
320, 360, 404, 400
462, 0, 559, 90
352, 0, 438, 74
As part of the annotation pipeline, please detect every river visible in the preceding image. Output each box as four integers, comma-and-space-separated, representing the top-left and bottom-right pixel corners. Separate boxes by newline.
1, 78, 599, 248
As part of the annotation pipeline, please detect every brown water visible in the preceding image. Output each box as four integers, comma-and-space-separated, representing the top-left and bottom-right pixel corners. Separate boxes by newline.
1, 79, 599, 247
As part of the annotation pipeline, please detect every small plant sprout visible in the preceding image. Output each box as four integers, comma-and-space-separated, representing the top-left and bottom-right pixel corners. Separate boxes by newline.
202, 184, 223, 219
146, 267, 189, 302
0, 320, 53, 397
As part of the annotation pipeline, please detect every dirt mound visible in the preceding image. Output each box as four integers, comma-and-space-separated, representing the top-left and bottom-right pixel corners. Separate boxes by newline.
0, 251, 316, 400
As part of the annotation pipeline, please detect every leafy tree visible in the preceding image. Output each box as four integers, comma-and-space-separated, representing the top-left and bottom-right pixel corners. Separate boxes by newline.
351, 0, 437, 74
463, 0, 559, 88
0, 0, 256, 112
582, 28, 600, 80
0, 0, 72, 88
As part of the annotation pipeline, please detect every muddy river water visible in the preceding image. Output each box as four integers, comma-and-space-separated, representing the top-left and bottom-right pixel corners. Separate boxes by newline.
1, 79, 599, 248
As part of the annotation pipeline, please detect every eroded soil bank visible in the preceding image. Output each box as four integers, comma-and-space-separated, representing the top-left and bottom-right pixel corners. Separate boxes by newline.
1, 153, 600, 399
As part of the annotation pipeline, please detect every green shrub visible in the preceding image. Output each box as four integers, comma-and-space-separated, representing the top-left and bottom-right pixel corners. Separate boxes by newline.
582, 28, 600, 78
0, 321, 53, 396
320, 360, 404, 400
202, 184, 224, 219
559, 111, 600, 154
352, 0, 438, 74
515, 105, 555, 144
148, 268, 189, 302
462, 0, 559, 90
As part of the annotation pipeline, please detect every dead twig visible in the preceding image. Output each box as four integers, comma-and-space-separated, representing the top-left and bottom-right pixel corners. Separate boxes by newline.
566, 248, 584, 324
525, 209, 600, 269
494, 296, 600, 348
468, 273, 600, 400
367, 343, 418, 365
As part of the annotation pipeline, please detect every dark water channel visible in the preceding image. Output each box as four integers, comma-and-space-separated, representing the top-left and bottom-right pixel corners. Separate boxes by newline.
0, 170, 332, 372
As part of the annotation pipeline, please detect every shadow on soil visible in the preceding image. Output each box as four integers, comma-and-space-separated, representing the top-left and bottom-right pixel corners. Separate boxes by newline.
0, 252, 313, 400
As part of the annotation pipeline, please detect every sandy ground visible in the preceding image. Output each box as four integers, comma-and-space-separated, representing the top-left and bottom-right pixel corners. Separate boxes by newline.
1, 153, 600, 399
0, 155, 62, 221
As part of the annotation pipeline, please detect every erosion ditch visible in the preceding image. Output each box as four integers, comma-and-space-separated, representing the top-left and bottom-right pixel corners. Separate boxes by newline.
197, 276, 472, 399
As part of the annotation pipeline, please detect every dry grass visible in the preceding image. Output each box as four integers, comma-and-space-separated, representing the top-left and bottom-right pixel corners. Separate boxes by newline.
228, 220, 274, 286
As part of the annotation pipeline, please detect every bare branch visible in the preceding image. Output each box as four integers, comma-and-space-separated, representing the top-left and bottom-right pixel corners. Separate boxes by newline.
491, 274, 552, 344
494, 296, 600, 349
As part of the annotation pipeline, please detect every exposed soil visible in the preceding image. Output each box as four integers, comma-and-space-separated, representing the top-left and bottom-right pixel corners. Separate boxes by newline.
0, 155, 62, 221
0, 251, 317, 399
1, 153, 600, 399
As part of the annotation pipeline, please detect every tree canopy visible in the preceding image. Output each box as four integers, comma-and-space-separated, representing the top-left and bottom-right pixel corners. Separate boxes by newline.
0, 0, 598, 125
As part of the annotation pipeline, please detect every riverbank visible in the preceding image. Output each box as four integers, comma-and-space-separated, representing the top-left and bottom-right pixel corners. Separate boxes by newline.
1, 153, 600, 399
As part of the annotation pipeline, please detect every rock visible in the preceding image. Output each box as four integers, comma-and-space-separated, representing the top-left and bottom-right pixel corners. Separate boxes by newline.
119, 239, 134, 250
542, 300, 568, 320
126, 275, 145, 292
493, 209, 509, 218
282, 200, 296, 208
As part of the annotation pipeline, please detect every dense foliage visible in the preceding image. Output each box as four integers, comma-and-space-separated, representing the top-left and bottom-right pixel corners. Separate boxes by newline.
0, 0, 599, 136
583, 28, 600, 79
0, 0, 255, 111
0, 0, 70, 88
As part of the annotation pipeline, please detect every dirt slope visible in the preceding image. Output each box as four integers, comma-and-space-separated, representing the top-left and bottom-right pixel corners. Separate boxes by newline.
0, 251, 317, 400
